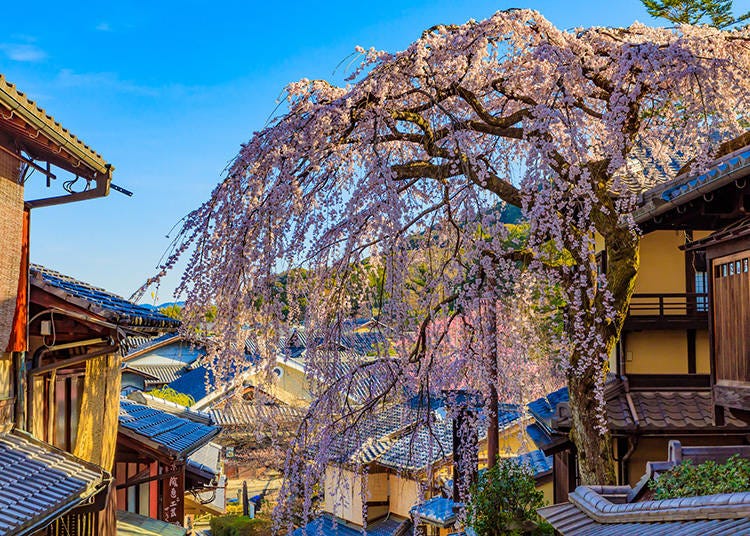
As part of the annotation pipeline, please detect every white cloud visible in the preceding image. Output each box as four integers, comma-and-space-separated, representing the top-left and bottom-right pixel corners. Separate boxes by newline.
95, 22, 112, 32
0, 43, 46, 62
56, 69, 160, 97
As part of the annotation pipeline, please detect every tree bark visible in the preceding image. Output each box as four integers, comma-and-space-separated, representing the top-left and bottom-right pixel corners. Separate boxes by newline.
567, 369, 616, 485
567, 224, 640, 485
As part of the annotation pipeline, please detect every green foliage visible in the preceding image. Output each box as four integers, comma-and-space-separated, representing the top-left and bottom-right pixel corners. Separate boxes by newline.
158, 303, 217, 323
146, 386, 195, 407
466, 459, 553, 536
209, 515, 273, 536
159, 304, 183, 320
642, 0, 750, 27
649, 455, 750, 499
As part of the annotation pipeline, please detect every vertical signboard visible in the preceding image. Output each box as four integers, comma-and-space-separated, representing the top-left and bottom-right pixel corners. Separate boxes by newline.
161, 464, 185, 525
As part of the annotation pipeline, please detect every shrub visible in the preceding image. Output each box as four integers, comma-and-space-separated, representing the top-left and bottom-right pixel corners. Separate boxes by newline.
649, 455, 750, 499
146, 386, 195, 407
466, 458, 553, 536
209, 515, 273, 536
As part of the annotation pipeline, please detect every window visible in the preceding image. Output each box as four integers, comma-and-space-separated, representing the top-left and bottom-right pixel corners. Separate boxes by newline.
695, 271, 708, 312
51, 373, 84, 452
744, 258, 749, 273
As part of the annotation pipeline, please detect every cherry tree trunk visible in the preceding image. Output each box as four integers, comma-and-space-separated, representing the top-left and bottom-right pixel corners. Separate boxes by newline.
567, 370, 617, 485
567, 226, 640, 485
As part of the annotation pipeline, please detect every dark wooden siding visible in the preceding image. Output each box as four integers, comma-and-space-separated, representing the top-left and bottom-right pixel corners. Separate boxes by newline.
712, 251, 750, 383
553, 450, 577, 504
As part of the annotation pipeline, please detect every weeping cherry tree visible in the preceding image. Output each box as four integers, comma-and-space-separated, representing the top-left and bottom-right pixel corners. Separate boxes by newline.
146, 8, 750, 503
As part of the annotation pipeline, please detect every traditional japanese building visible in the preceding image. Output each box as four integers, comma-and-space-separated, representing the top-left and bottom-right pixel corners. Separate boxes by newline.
537, 135, 750, 502
114, 399, 220, 525
538, 441, 750, 535
0, 73, 120, 536
295, 398, 551, 536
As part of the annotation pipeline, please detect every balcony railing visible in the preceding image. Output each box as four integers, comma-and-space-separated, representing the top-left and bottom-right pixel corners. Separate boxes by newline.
625, 292, 708, 330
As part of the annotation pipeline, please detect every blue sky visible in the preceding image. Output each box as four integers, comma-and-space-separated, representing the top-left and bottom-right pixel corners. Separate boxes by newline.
3, 0, 748, 302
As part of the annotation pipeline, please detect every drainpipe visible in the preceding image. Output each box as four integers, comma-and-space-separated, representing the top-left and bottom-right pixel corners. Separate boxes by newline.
13, 352, 26, 431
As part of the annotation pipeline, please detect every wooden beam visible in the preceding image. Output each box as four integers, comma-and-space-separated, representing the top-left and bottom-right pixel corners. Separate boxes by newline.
116, 466, 183, 490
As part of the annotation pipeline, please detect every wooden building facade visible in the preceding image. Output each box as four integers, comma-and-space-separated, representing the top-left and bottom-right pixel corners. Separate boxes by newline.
536, 137, 750, 502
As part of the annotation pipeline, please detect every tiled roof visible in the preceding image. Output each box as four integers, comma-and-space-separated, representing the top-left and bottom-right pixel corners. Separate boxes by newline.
30, 265, 180, 329
539, 502, 750, 535
555, 389, 747, 433
125, 338, 205, 366
116, 510, 187, 536
119, 399, 219, 457
527, 387, 568, 431
635, 143, 750, 224
123, 333, 182, 360
209, 396, 304, 428
0, 431, 107, 536
0, 74, 110, 176
377, 418, 454, 471
293, 514, 410, 536
167, 365, 214, 403
411, 496, 458, 527
510, 449, 553, 478
126, 391, 213, 425
186, 442, 222, 483
329, 403, 421, 464
125, 363, 187, 386
280, 326, 388, 357
539, 486, 750, 535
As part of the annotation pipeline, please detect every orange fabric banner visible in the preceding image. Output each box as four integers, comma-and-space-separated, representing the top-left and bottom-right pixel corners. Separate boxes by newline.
7, 208, 29, 352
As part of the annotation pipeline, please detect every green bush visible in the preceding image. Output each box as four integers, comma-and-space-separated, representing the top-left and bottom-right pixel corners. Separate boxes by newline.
466, 459, 553, 536
649, 455, 750, 499
209, 515, 273, 536
146, 386, 195, 407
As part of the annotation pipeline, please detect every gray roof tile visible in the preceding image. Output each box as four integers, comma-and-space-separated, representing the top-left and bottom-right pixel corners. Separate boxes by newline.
124, 363, 187, 386
0, 431, 106, 535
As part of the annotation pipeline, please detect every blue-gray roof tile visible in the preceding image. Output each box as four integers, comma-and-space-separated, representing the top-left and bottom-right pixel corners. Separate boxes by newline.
0, 431, 106, 536
527, 387, 568, 429
31, 265, 180, 329
119, 399, 218, 456
511, 449, 553, 478
293, 514, 409, 536
411, 496, 458, 527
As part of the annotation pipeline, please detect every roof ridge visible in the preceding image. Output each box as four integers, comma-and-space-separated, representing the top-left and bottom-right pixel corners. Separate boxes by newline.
569, 485, 750, 523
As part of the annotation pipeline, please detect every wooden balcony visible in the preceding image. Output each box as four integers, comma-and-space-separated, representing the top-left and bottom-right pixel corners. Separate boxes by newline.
624, 292, 708, 330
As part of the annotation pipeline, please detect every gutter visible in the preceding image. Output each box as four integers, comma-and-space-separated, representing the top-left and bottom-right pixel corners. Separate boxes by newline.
25, 165, 112, 209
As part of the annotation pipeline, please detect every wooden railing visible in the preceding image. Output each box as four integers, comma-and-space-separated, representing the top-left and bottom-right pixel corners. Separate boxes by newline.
625, 292, 708, 330
628, 292, 708, 316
